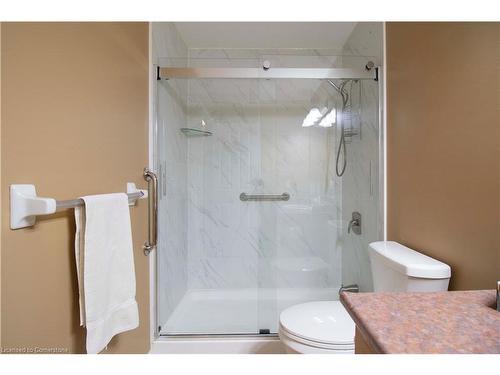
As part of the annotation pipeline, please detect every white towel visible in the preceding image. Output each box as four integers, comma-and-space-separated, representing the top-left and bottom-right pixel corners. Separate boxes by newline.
74, 193, 139, 354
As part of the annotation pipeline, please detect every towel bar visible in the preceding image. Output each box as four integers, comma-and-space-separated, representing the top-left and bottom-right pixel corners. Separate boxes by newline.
10, 183, 147, 229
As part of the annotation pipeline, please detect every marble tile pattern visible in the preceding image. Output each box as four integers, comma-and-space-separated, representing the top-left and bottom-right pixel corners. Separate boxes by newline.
339, 23, 383, 292
340, 290, 500, 354
185, 71, 342, 292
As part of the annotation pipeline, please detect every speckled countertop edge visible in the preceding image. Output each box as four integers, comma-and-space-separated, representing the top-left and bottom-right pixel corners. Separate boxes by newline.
340, 290, 500, 354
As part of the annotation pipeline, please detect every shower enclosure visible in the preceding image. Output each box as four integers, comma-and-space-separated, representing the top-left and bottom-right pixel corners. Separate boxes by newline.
152, 23, 383, 338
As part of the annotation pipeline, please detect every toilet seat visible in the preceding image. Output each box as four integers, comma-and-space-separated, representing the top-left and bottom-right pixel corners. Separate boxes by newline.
278, 301, 355, 353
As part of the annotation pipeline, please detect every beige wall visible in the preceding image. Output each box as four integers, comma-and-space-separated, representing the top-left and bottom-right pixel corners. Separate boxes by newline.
1, 23, 149, 353
387, 22, 500, 290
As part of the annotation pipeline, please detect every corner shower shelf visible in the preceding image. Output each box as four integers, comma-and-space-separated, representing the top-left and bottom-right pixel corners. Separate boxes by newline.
180, 128, 212, 137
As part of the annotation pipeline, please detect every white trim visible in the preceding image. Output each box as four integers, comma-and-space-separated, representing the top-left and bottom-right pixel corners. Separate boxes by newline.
150, 336, 285, 354
147, 22, 157, 351
382, 22, 388, 241
148, 24, 155, 171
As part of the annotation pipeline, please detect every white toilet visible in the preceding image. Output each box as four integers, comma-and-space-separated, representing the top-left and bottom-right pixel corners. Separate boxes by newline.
278, 241, 451, 354
369, 241, 451, 292
279, 301, 355, 354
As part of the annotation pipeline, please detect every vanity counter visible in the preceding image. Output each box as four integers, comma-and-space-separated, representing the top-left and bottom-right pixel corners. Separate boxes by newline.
340, 290, 500, 354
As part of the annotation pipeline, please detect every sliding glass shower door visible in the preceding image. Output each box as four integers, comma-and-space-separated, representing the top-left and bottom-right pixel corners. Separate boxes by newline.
155, 55, 380, 336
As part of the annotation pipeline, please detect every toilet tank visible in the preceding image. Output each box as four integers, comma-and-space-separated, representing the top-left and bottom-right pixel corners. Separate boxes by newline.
369, 241, 451, 292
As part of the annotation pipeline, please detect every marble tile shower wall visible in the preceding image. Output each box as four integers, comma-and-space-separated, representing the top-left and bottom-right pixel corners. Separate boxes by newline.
340, 23, 383, 292
152, 23, 189, 322
185, 50, 347, 292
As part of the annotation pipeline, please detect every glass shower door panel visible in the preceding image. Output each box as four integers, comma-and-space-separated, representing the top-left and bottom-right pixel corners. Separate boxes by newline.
157, 55, 376, 336
156, 71, 191, 336
256, 77, 342, 334
340, 77, 381, 293
166, 77, 263, 335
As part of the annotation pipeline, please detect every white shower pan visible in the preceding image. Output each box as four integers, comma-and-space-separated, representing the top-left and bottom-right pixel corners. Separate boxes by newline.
151, 287, 337, 354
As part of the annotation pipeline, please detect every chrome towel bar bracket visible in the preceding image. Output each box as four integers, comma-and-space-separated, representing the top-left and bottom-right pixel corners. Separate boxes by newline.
239, 192, 290, 202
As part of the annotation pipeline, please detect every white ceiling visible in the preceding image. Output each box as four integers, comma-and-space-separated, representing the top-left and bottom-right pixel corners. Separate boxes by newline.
174, 22, 357, 49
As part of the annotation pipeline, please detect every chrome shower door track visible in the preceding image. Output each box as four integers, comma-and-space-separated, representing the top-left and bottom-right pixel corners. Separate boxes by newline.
158, 67, 378, 81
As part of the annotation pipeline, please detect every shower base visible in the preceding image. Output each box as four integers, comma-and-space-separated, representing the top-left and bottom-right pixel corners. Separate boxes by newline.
159, 287, 338, 336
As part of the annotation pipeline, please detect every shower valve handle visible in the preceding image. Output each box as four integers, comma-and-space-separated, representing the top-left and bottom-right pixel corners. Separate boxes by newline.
347, 212, 362, 235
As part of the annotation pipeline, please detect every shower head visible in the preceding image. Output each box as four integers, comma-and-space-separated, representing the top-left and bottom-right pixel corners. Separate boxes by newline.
327, 79, 350, 106
327, 79, 342, 94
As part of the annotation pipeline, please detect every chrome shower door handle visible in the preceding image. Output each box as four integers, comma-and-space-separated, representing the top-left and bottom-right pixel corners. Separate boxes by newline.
143, 168, 158, 255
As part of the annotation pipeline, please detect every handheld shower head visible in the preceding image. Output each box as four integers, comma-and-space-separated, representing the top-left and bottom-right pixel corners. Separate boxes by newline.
327, 79, 350, 105
326, 79, 355, 177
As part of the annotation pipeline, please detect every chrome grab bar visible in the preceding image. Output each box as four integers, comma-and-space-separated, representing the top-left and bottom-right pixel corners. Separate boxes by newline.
239, 192, 290, 202
143, 168, 158, 255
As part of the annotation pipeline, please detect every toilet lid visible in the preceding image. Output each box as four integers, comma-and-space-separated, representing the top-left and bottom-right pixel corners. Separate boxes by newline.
279, 301, 355, 345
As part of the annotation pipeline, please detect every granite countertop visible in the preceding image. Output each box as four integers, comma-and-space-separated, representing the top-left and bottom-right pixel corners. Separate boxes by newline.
340, 290, 500, 354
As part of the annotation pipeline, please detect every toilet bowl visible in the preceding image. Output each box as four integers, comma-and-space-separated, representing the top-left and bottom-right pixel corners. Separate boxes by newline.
278, 301, 355, 354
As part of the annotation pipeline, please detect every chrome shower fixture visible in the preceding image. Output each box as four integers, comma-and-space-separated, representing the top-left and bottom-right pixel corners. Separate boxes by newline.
327, 78, 360, 177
